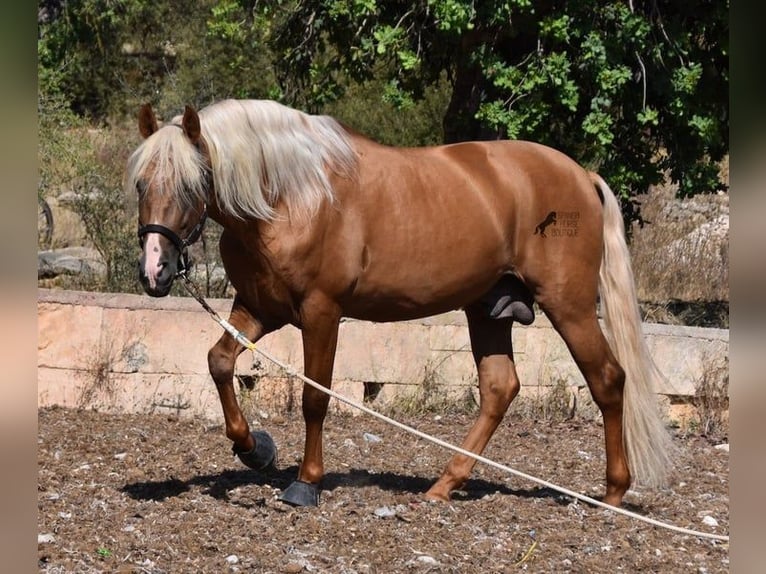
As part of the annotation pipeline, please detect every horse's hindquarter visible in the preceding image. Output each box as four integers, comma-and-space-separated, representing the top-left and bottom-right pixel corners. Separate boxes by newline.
330, 139, 603, 321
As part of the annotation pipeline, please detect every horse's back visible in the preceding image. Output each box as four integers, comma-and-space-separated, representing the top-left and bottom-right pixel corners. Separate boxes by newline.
323, 137, 604, 320
352, 137, 599, 218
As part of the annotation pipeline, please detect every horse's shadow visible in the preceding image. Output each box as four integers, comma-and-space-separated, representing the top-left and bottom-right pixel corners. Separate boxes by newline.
121, 465, 632, 510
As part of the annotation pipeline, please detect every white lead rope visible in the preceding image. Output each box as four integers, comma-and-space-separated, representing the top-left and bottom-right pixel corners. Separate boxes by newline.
252, 344, 729, 543
181, 276, 730, 543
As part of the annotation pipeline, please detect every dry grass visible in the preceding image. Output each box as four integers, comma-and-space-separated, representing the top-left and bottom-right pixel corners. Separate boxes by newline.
509, 380, 603, 423
77, 338, 119, 410
380, 364, 478, 417
629, 176, 729, 327
674, 354, 729, 441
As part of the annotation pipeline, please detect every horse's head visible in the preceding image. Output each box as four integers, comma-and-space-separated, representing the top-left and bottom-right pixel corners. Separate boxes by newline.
131, 104, 209, 297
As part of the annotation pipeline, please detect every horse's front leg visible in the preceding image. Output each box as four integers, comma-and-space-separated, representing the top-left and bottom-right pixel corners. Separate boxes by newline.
207, 296, 276, 471
278, 295, 341, 507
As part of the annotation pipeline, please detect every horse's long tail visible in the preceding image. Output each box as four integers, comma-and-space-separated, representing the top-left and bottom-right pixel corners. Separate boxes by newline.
592, 172, 674, 488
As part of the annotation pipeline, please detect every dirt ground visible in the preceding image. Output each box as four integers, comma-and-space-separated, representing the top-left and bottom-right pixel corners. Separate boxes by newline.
38, 406, 728, 573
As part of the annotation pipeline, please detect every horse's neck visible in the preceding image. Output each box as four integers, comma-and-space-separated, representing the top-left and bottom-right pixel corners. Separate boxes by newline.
212, 200, 322, 254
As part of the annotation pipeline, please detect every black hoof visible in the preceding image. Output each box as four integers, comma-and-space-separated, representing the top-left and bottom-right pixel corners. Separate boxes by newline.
234, 430, 277, 471
278, 480, 320, 507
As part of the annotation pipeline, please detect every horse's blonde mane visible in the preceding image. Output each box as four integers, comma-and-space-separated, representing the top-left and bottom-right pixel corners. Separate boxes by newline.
125, 122, 208, 211
126, 99, 358, 221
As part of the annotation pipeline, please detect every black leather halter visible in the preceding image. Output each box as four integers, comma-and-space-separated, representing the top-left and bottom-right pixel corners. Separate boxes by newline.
137, 205, 208, 275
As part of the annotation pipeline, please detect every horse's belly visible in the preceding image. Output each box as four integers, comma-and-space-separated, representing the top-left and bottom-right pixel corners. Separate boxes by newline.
341, 258, 506, 322
342, 294, 470, 322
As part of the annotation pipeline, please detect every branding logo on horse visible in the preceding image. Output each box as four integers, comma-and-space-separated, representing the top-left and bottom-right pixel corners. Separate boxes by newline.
534, 211, 580, 238
534, 211, 557, 237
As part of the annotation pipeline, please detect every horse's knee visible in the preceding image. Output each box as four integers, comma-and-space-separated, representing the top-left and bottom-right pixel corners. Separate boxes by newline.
302, 386, 331, 420
208, 341, 235, 384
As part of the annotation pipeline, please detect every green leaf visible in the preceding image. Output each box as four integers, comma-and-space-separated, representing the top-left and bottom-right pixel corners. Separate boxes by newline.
382, 79, 415, 109
397, 49, 420, 71
429, 0, 476, 32
373, 25, 403, 55
688, 114, 716, 142
637, 107, 659, 126
540, 15, 571, 43
672, 63, 703, 94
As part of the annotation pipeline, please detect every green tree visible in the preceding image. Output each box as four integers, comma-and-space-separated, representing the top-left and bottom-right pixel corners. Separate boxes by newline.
229, 0, 727, 212
39, 1, 728, 218
39, 0, 168, 119
37, 0, 279, 121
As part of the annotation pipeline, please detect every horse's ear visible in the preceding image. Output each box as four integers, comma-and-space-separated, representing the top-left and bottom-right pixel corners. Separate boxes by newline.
138, 104, 158, 139
182, 105, 201, 145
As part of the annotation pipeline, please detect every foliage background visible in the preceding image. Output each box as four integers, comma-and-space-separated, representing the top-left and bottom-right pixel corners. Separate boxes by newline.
37, 0, 728, 311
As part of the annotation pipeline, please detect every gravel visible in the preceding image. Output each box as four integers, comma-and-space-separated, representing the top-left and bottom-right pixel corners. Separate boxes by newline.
38, 406, 729, 573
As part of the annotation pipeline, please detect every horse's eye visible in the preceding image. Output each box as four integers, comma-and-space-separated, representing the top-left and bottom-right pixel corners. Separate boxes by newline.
136, 180, 147, 196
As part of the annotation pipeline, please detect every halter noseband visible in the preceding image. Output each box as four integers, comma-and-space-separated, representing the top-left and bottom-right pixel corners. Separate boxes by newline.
137, 205, 208, 276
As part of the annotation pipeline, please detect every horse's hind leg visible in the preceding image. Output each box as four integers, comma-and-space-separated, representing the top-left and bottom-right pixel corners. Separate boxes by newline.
425, 307, 520, 501
207, 296, 277, 471
540, 303, 631, 506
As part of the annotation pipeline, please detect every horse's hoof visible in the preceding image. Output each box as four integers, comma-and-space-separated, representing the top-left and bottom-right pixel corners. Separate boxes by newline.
278, 480, 320, 507
423, 486, 451, 502
234, 430, 277, 471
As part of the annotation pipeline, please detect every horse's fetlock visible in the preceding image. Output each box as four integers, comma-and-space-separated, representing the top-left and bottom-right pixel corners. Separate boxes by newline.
299, 461, 324, 485
226, 421, 252, 446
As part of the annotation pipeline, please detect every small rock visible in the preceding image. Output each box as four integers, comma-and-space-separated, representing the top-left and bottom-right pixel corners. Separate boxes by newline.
38, 533, 56, 544
374, 506, 396, 518
114, 452, 127, 460
226, 555, 239, 564
714, 443, 729, 452
363, 432, 382, 443
702, 515, 718, 527
122, 525, 135, 532
282, 563, 303, 573
416, 555, 438, 565
37, 247, 106, 280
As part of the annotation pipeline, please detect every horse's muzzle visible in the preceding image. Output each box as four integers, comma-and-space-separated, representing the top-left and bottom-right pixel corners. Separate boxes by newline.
138, 253, 178, 297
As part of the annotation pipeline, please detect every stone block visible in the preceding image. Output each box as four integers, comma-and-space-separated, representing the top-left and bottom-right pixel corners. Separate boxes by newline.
38, 290, 729, 422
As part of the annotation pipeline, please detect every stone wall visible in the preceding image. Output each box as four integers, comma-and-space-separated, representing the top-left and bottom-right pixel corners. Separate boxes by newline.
38, 289, 729, 422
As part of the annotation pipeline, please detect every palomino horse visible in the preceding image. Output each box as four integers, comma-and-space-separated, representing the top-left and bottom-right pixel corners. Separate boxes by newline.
127, 99, 671, 507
